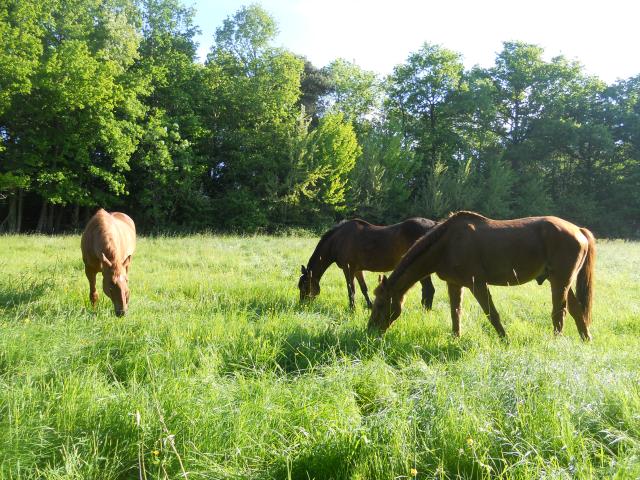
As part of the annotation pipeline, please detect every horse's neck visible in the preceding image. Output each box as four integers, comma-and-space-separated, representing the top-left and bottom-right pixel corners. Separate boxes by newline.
387, 262, 423, 299
388, 244, 439, 297
308, 242, 334, 280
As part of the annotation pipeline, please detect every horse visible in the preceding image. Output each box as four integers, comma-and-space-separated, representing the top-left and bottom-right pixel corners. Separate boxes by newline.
368, 211, 595, 341
81, 209, 136, 316
298, 218, 437, 309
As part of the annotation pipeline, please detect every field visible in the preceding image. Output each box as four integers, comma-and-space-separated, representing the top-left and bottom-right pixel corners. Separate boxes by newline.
0, 234, 639, 479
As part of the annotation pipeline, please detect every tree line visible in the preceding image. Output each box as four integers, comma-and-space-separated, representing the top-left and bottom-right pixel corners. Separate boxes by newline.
1, 1, 639, 236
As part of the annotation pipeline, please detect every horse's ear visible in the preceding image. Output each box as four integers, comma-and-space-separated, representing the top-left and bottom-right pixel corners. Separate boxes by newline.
101, 252, 112, 268
381, 275, 388, 286
123, 255, 132, 269
301, 265, 306, 275
377, 274, 383, 284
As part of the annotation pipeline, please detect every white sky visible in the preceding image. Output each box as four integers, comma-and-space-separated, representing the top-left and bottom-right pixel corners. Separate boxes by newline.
191, 0, 640, 84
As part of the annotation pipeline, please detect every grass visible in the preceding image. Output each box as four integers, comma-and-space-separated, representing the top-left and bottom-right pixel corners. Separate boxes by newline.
0, 234, 639, 479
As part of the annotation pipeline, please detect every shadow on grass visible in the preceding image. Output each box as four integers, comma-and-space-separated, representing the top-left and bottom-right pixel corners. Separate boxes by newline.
0, 276, 50, 313
272, 323, 473, 375
234, 294, 352, 321
265, 438, 362, 480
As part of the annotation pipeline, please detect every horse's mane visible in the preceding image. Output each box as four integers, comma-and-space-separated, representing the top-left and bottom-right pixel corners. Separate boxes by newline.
446, 210, 489, 221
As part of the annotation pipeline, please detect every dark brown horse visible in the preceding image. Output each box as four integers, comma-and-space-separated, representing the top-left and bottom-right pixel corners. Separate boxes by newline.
81, 209, 136, 316
369, 211, 595, 340
299, 218, 437, 309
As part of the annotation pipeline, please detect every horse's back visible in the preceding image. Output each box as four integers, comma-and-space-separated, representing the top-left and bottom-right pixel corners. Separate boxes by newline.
112, 212, 136, 255
81, 209, 136, 267
442, 214, 587, 285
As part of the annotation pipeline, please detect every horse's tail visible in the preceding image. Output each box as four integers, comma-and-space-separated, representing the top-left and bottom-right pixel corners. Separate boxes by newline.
576, 228, 596, 327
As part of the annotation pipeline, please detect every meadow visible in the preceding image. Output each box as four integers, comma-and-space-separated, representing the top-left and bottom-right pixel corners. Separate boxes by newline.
0, 234, 639, 479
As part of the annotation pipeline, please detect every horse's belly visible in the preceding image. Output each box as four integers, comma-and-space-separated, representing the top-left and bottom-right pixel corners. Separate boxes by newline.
485, 263, 545, 286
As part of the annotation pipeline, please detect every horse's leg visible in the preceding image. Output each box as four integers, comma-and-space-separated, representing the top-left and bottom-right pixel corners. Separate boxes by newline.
568, 288, 592, 341
343, 268, 356, 310
355, 271, 372, 309
549, 279, 569, 336
419, 275, 436, 310
85, 265, 99, 307
470, 282, 507, 338
447, 282, 463, 337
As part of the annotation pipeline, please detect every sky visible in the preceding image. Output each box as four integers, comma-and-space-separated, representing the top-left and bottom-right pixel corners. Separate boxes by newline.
189, 0, 640, 84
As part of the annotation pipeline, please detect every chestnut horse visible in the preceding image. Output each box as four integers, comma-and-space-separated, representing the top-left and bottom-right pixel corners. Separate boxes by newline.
369, 211, 595, 340
81, 209, 136, 316
299, 218, 437, 309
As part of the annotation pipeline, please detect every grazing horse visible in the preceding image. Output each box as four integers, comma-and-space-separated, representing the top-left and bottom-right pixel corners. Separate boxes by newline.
369, 211, 595, 341
81, 209, 136, 316
299, 218, 437, 309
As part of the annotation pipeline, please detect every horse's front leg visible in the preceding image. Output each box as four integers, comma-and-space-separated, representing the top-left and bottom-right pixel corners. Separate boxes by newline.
343, 268, 356, 310
355, 271, 372, 309
447, 282, 463, 337
85, 265, 99, 307
420, 275, 436, 310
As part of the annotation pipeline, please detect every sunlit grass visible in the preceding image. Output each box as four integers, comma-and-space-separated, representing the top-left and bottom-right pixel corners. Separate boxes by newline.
0, 234, 639, 479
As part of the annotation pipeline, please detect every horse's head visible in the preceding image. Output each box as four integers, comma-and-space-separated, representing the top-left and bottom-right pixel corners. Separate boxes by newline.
101, 253, 132, 316
298, 265, 320, 302
368, 275, 404, 333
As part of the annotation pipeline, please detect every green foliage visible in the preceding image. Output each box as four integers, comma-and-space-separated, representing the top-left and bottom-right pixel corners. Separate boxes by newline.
1, 3, 639, 235
321, 59, 381, 126
286, 112, 360, 224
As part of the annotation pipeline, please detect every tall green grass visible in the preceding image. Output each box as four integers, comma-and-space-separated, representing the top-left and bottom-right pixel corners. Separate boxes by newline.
0, 234, 639, 479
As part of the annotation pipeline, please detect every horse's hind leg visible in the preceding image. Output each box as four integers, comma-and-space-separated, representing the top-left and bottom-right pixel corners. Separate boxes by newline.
447, 282, 463, 337
549, 280, 569, 336
568, 288, 592, 341
85, 265, 99, 307
343, 268, 356, 310
470, 282, 507, 338
420, 275, 436, 310
355, 271, 372, 309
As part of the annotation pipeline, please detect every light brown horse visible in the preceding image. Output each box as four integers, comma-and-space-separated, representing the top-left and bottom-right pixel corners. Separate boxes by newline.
299, 218, 437, 309
81, 209, 136, 316
369, 211, 595, 340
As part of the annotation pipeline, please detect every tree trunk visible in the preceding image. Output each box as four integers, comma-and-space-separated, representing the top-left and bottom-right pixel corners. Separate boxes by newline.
54, 205, 64, 232
36, 198, 48, 233
16, 189, 23, 233
2, 193, 17, 232
46, 204, 55, 233
73, 204, 80, 230
83, 206, 91, 225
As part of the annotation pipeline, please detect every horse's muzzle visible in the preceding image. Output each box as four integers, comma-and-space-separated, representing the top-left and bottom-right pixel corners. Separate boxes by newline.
116, 309, 127, 317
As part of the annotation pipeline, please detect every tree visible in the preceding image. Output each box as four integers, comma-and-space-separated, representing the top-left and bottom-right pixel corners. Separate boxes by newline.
126, 0, 209, 230
0, 0, 46, 231
203, 4, 304, 230
285, 112, 360, 225
386, 43, 466, 217
1, 0, 147, 232
321, 59, 381, 128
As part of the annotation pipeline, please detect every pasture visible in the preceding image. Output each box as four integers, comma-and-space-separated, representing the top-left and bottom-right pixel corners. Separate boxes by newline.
0, 234, 639, 479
